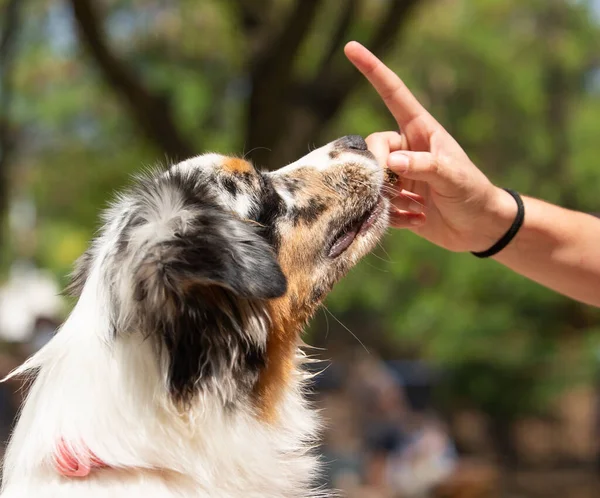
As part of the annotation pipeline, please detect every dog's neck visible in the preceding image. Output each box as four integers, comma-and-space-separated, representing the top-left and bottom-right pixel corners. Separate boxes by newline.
253, 299, 312, 422
3, 270, 320, 496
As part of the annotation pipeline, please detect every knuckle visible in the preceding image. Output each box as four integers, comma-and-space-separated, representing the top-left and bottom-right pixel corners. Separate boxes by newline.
366, 131, 392, 144
454, 167, 469, 186
422, 156, 437, 175
432, 154, 451, 174
365, 133, 381, 145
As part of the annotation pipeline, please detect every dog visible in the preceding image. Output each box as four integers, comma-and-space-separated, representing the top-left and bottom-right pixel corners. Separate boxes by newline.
1, 135, 390, 497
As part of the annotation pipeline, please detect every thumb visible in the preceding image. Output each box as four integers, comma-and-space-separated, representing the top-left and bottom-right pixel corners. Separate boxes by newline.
388, 151, 455, 194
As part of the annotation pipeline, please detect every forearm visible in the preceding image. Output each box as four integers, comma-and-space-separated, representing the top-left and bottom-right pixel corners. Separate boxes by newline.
491, 194, 600, 307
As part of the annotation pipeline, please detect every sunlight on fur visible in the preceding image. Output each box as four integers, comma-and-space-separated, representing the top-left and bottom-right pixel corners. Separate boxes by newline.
1, 136, 389, 498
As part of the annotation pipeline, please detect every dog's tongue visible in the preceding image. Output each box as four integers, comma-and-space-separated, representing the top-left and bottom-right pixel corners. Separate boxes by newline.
328, 226, 359, 258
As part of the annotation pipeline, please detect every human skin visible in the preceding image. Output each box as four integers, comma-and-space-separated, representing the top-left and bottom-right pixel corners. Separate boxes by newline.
345, 41, 600, 307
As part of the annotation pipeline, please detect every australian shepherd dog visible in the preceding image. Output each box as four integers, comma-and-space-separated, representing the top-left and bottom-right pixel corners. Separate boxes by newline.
1, 135, 390, 497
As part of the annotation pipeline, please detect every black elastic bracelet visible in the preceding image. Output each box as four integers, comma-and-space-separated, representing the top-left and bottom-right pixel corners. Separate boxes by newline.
471, 189, 525, 259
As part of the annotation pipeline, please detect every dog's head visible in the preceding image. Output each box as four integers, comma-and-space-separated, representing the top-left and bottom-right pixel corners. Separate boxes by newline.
68, 135, 389, 410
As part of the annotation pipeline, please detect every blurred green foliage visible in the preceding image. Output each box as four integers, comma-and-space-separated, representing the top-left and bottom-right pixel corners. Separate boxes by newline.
3, 0, 600, 425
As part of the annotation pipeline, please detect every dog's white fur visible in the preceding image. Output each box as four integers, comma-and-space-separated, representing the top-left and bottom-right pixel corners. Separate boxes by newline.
3, 276, 320, 498
1, 139, 386, 497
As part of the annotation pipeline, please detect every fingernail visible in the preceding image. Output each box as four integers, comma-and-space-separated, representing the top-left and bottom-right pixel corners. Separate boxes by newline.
408, 201, 423, 214
410, 217, 424, 226
388, 153, 409, 173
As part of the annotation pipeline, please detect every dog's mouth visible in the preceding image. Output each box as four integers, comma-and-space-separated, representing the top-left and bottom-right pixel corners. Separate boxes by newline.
328, 198, 385, 258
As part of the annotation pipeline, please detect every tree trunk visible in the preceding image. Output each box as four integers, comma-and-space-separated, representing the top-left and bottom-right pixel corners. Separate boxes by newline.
245, 0, 424, 170
0, 0, 24, 251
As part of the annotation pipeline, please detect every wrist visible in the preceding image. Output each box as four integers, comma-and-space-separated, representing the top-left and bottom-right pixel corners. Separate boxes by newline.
469, 186, 519, 254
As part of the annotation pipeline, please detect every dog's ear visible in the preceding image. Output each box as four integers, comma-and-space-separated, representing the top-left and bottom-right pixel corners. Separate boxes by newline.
133, 209, 287, 303
179, 211, 288, 299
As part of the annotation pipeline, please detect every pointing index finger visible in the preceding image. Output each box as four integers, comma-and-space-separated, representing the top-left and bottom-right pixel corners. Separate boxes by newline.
344, 41, 436, 131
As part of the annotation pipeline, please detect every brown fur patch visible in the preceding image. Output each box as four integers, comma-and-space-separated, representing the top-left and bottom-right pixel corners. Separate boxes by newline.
222, 158, 253, 175
253, 225, 323, 423
253, 163, 379, 422
254, 300, 299, 423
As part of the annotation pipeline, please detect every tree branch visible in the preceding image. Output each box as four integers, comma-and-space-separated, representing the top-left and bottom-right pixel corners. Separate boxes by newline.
301, 0, 423, 134
316, 0, 359, 78
0, 0, 23, 247
369, 0, 422, 60
229, 0, 277, 62
244, 0, 426, 169
69, 0, 194, 160
315, 0, 423, 114
246, 0, 323, 167
252, 0, 323, 77
231, 0, 273, 36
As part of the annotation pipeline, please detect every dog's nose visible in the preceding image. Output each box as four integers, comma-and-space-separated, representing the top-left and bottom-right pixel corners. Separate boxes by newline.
335, 135, 368, 151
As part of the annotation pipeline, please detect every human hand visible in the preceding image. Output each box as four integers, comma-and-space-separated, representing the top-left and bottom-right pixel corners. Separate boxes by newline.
344, 41, 517, 253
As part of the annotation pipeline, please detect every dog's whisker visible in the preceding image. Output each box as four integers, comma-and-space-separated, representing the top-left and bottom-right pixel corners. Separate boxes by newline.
322, 307, 331, 340
363, 260, 390, 272
242, 146, 272, 160
375, 240, 395, 264
322, 305, 370, 355
370, 249, 394, 266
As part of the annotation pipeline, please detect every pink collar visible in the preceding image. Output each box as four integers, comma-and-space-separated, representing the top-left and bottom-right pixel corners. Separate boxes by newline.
53, 439, 108, 477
